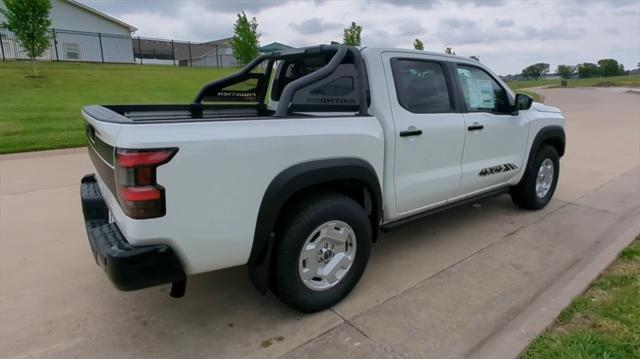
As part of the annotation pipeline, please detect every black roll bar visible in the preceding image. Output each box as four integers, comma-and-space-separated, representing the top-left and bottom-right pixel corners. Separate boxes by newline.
192, 54, 267, 104
275, 45, 345, 116
192, 44, 369, 117
350, 47, 369, 116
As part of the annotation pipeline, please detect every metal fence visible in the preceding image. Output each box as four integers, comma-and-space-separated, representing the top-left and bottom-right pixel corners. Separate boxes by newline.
0, 28, 238, 67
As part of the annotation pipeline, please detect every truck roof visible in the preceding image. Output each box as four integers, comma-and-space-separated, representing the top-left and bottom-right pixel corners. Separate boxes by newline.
360, 47, 474, 62
269, 45, 471, 63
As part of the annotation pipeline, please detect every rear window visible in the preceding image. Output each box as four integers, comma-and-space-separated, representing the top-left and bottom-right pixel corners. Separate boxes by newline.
270, 56, 327, 101
391, 59, 452, 114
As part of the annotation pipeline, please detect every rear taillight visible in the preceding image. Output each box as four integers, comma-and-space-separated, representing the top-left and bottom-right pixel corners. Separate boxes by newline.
115, 148, 177, 219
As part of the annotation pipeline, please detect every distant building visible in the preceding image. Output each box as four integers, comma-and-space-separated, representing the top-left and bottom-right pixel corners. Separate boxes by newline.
501, 74, 524, 81
179, 40, 294, 68
0, 0, 137, 63
260, 42, 293, 53
180, 38, 236, 67
542, 73, 561, 80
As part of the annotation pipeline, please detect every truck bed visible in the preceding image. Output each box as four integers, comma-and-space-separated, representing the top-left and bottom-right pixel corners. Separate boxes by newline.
82, 45, 370, 126
82, 104, 269, 124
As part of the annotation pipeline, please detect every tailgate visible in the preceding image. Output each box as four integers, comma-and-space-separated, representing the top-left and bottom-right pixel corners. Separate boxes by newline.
82, 106, 123, 200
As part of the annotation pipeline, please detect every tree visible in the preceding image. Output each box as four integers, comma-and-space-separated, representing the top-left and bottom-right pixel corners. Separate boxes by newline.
413, 38, 424, 50
343, 21, 362, 46
597, 59, 625, 77
556, 65, 576, 79
521, 63, 550, 80
230, 11, 261, 67
470, 55, 480, 61
0, 0, 52, 77
577, 62, 600, 78
444, 47, 455, 55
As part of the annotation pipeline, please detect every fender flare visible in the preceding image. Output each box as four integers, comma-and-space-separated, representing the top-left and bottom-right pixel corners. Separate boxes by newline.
247, 158, 382, 292
526, 125, 566, 171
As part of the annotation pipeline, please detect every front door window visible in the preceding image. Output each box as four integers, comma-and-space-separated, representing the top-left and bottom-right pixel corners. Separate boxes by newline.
456, 66, 511, 114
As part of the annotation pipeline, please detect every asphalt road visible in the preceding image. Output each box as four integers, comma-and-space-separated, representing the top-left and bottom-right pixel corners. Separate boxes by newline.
1, 87, 639, 359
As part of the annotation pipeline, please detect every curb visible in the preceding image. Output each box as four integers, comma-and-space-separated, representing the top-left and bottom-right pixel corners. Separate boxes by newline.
469, 207, 640, 359
0, 147, 87, 161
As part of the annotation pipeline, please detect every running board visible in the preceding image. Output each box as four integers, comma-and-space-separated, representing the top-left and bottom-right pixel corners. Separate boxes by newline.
380, 187, 510, 231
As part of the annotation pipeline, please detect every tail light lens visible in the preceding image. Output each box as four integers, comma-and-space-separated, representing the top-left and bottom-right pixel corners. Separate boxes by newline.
115, 148, 177, 219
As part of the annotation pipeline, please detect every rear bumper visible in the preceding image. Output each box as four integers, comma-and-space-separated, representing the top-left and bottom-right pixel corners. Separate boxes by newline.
80, 174, 185, 291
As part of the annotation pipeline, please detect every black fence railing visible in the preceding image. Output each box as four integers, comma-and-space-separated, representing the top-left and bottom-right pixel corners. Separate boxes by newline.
0, 28, 237, 67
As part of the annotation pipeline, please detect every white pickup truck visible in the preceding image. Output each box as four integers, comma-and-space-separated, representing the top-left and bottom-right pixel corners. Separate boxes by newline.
81, 45, 565, 312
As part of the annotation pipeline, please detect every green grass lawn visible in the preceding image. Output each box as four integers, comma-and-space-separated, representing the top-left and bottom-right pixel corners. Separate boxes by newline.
507, 74, 640, 105
0, 61, 236, 154
524, 238, 640, 358
2, 61, 640, 155
506, 74, 640, 90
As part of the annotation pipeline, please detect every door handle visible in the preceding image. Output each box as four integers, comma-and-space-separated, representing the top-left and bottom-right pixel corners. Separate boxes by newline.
399, 128, 423, 137
467, 122, 484, 131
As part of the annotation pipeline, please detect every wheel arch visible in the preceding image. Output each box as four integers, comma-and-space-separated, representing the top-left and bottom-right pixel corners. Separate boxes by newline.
527, 126, 566, 170
247, 158, 382, 293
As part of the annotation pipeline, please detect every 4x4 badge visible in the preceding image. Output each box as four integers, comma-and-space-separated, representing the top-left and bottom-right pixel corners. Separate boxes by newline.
479, 163, 518, 177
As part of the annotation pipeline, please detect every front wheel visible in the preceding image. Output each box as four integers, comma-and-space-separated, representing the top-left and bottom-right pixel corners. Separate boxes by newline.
510, 145, 560, 210
270, 193, 372, 313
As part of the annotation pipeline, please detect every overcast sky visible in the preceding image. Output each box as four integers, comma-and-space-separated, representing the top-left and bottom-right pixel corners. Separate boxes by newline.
82, 0, 640, 75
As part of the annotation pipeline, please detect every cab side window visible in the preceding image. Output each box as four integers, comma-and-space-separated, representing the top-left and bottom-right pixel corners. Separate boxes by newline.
391, 59, 452, 114
456, 65, 511, 114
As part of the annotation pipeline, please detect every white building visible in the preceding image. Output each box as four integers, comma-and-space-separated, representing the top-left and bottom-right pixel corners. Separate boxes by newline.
0, 0, 137, 63
182, 40, 294, 68
182, 38, 237, 68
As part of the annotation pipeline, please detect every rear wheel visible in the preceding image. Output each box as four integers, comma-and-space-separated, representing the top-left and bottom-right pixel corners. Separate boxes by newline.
271, 193, 372, 312
511, 145, 559, 210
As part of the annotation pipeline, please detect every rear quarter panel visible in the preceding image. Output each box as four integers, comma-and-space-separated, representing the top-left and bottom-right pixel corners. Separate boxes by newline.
109, 117, 384, 274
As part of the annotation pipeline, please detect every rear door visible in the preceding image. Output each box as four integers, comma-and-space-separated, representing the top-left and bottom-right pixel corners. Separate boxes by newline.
453, 64, 530, 197
383, 53, 466, 214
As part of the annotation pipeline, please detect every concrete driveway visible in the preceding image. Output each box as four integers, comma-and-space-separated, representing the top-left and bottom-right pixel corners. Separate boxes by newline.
1, 88, 639, 359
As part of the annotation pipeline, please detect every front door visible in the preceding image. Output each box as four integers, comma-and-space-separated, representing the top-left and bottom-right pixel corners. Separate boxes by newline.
454, 64, 530, 198
384, 55, 466, 214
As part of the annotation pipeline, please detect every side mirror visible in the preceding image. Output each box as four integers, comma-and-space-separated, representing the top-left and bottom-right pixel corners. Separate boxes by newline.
515, 93, 534, 110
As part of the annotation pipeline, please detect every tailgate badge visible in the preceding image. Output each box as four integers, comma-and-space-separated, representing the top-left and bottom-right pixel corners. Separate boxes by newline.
86, 124, 96, 143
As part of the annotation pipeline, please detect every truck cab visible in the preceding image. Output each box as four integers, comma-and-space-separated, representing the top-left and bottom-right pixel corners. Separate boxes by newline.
368, 49, 530, 220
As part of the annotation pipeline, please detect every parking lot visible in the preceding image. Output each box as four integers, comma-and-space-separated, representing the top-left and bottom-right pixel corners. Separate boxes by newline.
1, 87, 639, 358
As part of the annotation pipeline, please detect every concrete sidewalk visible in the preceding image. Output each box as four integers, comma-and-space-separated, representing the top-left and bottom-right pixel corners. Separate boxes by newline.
1, 88, 639, 358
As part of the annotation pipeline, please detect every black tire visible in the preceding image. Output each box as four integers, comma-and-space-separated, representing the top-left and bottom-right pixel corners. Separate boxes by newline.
270, 192, 372, 313
511, 145, 560, 210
